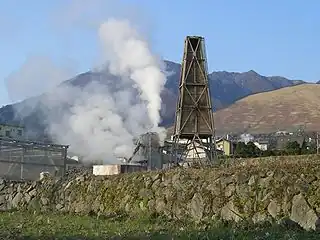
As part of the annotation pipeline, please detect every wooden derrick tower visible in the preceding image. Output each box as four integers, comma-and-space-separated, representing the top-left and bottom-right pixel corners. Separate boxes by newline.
170, 36, 216, 165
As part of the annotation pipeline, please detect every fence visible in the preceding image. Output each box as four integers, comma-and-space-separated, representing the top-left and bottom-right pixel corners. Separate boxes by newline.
0, 137, 68, 181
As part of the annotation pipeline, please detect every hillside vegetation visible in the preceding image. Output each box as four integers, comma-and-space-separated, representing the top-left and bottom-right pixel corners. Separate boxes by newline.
214, 84, 320, 134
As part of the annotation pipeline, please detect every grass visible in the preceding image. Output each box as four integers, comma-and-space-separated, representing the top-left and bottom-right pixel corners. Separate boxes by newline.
0, 212, 320, 239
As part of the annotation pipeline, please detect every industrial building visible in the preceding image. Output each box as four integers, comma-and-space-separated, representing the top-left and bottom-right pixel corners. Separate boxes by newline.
0, 137, 68, 181
0, 123, 24, 139
128, 132, 163, 169
93, 132, 165, 176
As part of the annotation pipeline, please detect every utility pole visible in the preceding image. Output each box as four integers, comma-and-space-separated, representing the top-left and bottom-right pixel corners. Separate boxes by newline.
148, 133, 152, 171
317, 132, 319, 155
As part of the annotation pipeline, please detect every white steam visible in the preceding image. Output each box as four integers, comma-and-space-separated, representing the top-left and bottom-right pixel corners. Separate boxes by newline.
98, 19, 164, 128
240, 133, 254, 144
6, 18, 167, 163
5, 56, 75, 102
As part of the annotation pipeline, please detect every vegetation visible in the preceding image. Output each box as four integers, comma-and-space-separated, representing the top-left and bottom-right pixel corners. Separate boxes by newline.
0, 211, 320, 239
234, 141, 262, 158
232, 139, 317, 158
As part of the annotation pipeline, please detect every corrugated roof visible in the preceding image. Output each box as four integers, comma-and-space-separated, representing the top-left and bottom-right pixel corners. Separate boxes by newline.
0, 123, 24, 128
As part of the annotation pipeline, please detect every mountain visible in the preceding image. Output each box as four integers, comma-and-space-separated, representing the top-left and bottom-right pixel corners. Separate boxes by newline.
209, 70, 305, 109
164, 63, 306, 110
0, 60, 307, 138
214, 84, 320, 134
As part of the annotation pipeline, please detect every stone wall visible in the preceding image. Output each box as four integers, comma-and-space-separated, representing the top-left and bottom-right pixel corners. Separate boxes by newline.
1, 157, 320, 231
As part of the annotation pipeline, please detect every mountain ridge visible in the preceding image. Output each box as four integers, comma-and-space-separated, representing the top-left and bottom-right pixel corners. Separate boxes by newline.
0, 60, 311, 138
214, 83, 320, 134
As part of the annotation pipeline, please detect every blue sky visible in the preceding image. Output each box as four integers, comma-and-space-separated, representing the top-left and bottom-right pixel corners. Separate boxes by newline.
1, 0, 320, 106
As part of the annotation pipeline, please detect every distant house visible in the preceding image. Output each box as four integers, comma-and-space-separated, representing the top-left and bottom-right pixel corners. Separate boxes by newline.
275, 136, 305, 150
253, 140, 269, 151
215, 138, 235, 156
275, 130, 289, 136
0, 123, 24, 139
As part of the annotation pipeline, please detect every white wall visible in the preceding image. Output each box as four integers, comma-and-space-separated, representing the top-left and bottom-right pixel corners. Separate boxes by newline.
254, 142, 268, 151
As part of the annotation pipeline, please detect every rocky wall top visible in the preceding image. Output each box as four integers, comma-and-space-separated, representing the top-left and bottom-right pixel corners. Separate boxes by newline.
1, 156, 320, 231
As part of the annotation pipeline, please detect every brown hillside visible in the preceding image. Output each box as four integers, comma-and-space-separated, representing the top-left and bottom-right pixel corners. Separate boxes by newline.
213, 84, 320, 134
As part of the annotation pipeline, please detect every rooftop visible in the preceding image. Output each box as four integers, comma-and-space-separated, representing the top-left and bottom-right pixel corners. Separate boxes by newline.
0, 123, 24, 128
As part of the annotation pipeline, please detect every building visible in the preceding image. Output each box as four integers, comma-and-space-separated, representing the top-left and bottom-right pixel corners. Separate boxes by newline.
185, 141, 207, 159
274, 135, 305, 150
166, 136, 219, 162
0, 137, 68, 181
128, 132, 163, 170
0, 123, 24, 139
253, 141, 269, 151
275, 130, 289, 136
215, 138, 235, 156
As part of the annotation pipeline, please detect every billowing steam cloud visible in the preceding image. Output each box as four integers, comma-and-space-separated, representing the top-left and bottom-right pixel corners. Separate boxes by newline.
6, 18, 167, 163
98, 18, 164, 128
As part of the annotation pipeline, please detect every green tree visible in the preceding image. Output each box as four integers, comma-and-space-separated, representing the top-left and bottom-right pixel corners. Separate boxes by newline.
309, 142, 317, 154
300, 139, 308, 155
234, 142, 248, 157
261, 149, 275, 157
285, 141, 301, 155
301, 139, 316, 155
234, 141, 261, 158
246, 141, 261, 157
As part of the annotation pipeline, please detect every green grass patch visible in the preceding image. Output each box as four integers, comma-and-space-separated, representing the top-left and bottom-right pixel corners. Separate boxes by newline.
0, 211, 319, 239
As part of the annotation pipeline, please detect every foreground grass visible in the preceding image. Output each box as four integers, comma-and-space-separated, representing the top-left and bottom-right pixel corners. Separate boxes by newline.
0, 212, 320, 239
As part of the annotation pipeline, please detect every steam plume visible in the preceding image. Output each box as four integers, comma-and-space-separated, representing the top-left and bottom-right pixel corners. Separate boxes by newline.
98, 18, 164, 128
6, 18, 167, 163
